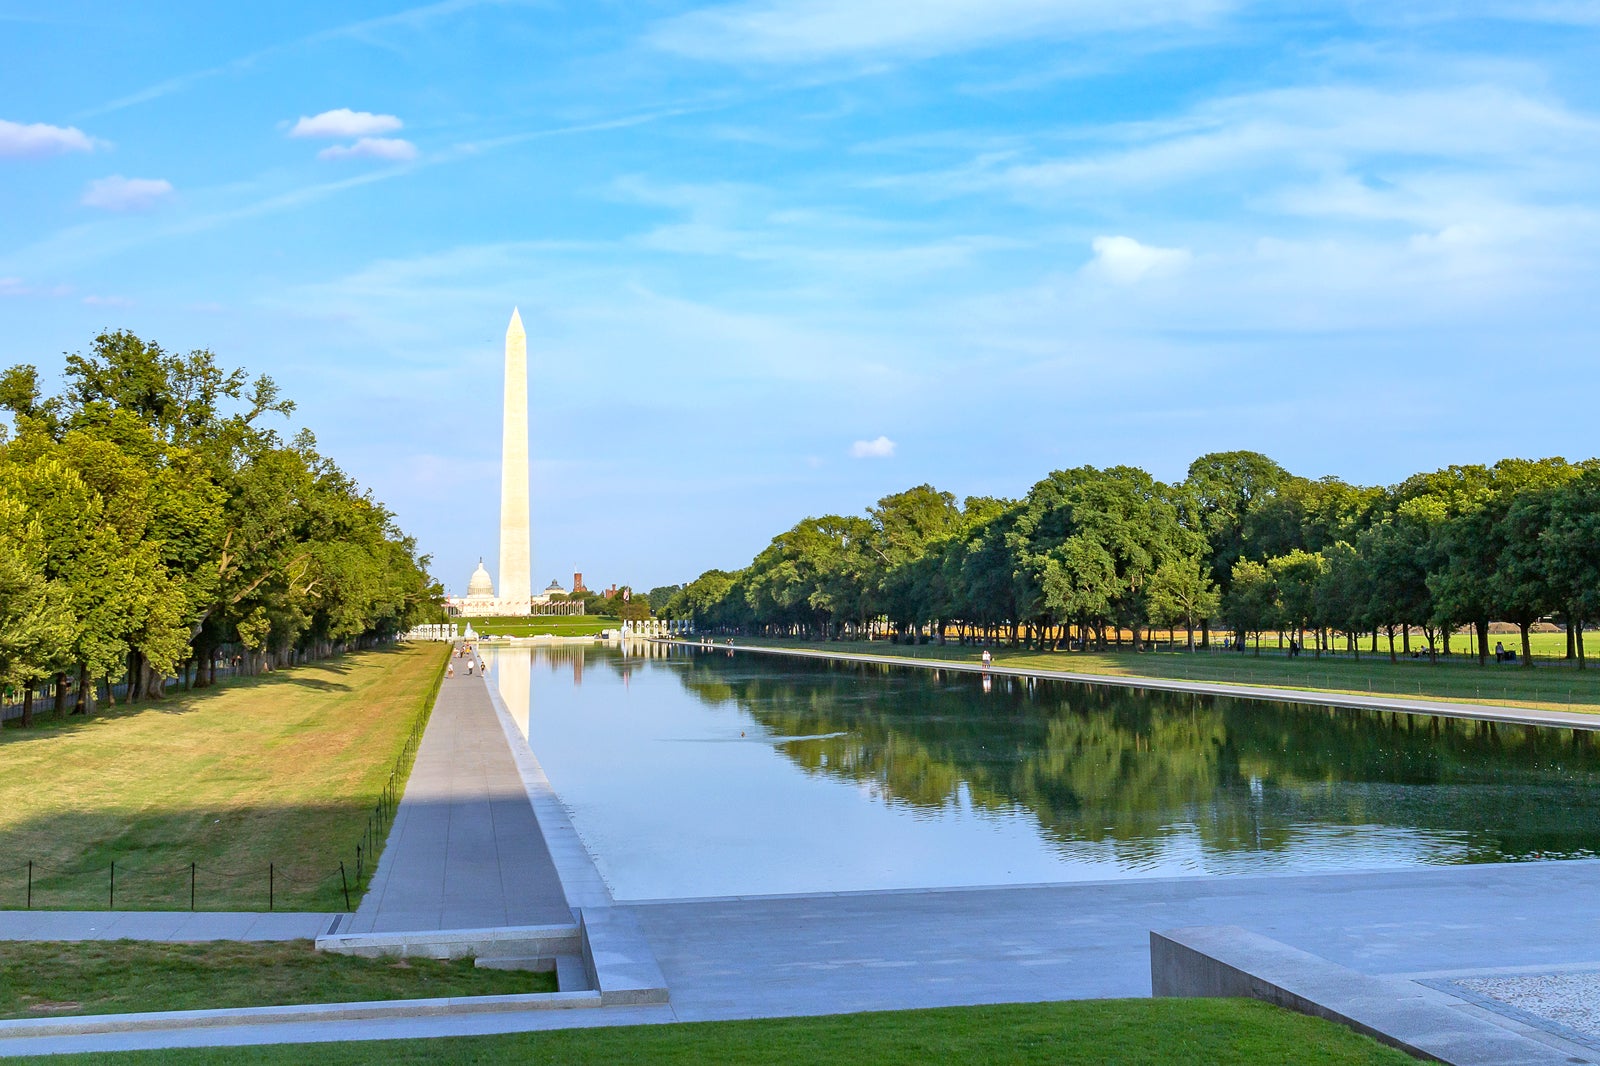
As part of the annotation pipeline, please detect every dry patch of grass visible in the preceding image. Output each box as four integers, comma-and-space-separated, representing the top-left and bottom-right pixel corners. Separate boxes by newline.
0, 643, 448, 911
0, 939, 552, 1019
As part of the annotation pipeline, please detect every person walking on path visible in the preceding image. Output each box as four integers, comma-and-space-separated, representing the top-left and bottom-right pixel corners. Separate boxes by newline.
981, 649, 992, 670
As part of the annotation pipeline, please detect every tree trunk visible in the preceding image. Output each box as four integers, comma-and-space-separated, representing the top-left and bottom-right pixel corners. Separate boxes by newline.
53, 672, 68, 717
1402, 625, 1411, 656
1579, 623, 1587, 670
1476, 618, 1490, 667
74, 663, 91, 715
20, 686, 33, 728
1387, 626, 1397, 664
1520, 622, 1533, 668
1567, 615, 1577, 660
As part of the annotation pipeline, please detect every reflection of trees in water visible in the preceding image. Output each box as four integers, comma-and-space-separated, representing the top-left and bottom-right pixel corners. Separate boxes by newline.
671, 653, 1600, 863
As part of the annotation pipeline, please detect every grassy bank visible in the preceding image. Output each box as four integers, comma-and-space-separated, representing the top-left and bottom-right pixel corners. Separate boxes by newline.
0, 940, 552, 1019
736, 637, 1600, 715
0, 642, 449, 911
7, 998, 1415, 1064
464, 615, 612, 638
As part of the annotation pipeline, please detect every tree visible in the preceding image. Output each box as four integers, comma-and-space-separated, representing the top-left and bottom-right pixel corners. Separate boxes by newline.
1223, 560, 1277, 654
0, 494, 73, 724
1184, 451, 1290, 645
1146, 556, 1220, 651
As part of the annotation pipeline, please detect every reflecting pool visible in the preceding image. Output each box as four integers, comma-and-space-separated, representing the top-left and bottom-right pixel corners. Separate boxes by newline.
483, 642, 1600, 901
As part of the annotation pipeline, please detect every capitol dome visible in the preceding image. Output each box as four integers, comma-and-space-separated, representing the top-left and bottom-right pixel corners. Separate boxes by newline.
467, 559, 495, 598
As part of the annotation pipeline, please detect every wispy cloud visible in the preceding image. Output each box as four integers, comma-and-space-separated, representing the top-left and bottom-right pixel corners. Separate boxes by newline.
0, 118, 97, 157
81, 175, 175, 211
291, 108, 403, 139
82, 294, 133, 307
318, 137, 418, 162
930, 83, 1600, 201
0, 277, 72, 298
81, 0, 525, 117
649, 0, 1233, 63
850, 435, 896, 458
1085, 236, 1190, 283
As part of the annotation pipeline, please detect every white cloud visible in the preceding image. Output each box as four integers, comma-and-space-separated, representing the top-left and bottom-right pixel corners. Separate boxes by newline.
0, 277, 72, 298
317, 137, 418, 162
290, 108, 403, 139
650, 0, 1231, 63
950, 84, 1597, 201
82, 294, 134, 307
849, 435, 896, 458
0, 118, 96, 158
80, 175, 175, 211
1086, 236, 1191, 283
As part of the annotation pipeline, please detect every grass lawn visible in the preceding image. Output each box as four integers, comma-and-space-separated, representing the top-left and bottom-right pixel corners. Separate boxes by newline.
0, 940, 553, 1019
5, 998, 1417, 1064
0, 643, 449, 911
464, 615, 613, 638
737, 637, 1600, 715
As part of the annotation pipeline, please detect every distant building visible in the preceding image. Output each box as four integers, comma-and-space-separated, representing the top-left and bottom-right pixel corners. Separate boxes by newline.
445, 558, 526, 617
572, 571, 586, 594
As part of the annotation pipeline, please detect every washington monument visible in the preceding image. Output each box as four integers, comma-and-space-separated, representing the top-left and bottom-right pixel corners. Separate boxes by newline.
498, 308, 532, 613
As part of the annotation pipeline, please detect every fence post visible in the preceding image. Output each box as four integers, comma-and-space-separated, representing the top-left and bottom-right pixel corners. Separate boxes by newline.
190, 862, 196, 911
339, 861, 351, 911
109, 861, 115, 910
269, 863, 275, 911
26, 861, 31, 909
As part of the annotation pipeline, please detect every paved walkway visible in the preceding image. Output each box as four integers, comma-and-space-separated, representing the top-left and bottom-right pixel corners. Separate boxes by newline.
9, 860, 1600, 1057
345, 656, 573, 933
626, 859, 1600, 1021
710, 641, 1600, 732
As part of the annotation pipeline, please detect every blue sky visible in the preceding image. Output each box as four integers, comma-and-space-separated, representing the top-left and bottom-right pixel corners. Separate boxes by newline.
3, 1, 1599, 595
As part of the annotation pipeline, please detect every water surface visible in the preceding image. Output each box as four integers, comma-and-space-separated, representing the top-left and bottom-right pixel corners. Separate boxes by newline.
484, 643, 1600, 900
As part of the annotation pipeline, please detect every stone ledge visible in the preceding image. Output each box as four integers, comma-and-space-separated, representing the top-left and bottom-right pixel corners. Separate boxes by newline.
580, 908, 670, 1006
1150, 926, 1592, 1066
316, 922, 581, 960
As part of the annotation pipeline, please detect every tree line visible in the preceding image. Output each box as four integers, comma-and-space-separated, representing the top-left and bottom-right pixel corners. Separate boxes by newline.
664, 450, 1600, 668
0, 331, 443, 723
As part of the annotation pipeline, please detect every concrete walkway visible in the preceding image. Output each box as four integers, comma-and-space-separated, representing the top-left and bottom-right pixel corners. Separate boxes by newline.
9, 860, 1600, 1057
345, 658, 573, 933
708, 640, 1600, 732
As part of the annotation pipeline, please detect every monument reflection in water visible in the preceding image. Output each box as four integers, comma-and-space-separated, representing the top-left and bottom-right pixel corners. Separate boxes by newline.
483, 642, 1600, 901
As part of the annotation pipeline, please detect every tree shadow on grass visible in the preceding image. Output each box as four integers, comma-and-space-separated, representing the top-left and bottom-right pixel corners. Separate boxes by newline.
0, 648, 425, 746
0, 801, 381, 913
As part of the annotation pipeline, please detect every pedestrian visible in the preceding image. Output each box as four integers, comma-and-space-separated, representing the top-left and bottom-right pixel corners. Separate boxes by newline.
981, 648, 992, 670
466, 657, 475, 676
446, 661, 455, 679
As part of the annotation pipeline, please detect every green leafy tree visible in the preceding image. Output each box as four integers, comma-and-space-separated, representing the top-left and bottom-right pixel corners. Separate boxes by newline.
1223, 560, 1277, 655
1147, 556, 1220, 651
